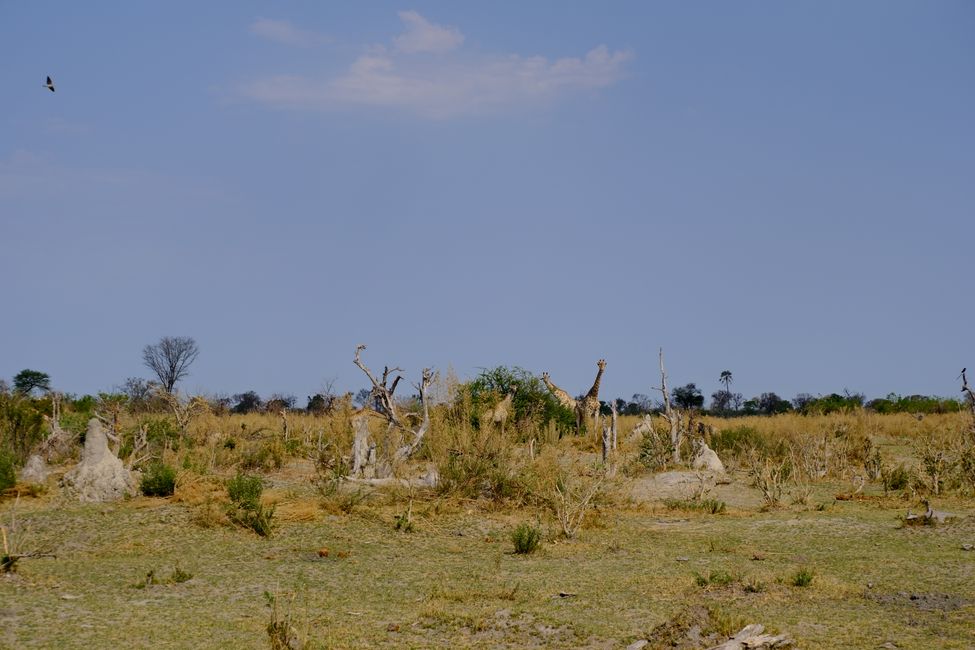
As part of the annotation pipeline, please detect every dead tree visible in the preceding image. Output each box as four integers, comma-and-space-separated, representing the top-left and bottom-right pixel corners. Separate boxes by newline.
351, 345, 433, 476
37, 392, 72, 461
653, 348, 685, 464
962, 368, 975, 442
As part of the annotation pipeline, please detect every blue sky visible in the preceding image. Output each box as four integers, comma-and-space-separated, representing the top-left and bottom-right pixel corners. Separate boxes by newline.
1, 2, 972, 404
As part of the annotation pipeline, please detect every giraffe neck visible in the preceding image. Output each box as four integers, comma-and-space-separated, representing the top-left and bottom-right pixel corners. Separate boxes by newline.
586, 367, 604, 400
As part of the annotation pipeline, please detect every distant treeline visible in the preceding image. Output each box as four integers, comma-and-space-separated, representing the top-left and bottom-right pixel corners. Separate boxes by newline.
607, 388, 965, 417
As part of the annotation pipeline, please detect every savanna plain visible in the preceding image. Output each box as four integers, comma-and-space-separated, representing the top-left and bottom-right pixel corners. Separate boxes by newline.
1, 371, 974, 649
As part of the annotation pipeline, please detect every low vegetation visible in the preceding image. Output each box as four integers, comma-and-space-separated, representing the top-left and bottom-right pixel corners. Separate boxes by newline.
0, 362, 973, 647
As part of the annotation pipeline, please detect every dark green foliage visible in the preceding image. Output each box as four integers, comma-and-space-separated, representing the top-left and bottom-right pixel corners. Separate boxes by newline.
226, 473, 274, 536
232, 391, 264, 414
790, 567, 815, 587
13, 369, 50, 396
140, 417, 180, 446
793, 392, 864, 414
227, 473, 264, 510
694, 569, 736, 588
742, 392, 792, 415
463, 366, 575, 437
140, 462, 177, 497
867, 393, 963, 414
0, 449, 16, 490
0, 392, 45, 463
511, 522, 542, 554
306, 393, 328, 414
672, 383, 704, 410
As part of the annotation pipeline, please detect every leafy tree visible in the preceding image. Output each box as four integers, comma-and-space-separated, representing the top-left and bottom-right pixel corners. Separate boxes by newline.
710, 389, 741, 414
142, 336, 199, 393
13, 369, 50, 396
461, 366, 574, 437
866, 393, 963, 414
794, 391, 864, 414
672, 383, 704, 410
353, 388, 373, 409
792, 393, 815, 411
719, 370, 733, 393
306, 393, 329, 414
231, 391, 263, 414
756, 392, 792, 415
265, 394, 296, 412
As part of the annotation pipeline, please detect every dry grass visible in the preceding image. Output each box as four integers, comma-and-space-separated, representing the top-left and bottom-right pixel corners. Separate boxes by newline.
1, 409, 973, 647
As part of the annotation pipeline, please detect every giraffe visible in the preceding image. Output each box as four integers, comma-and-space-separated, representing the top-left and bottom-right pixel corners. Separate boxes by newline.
577, 359, 606, 436
482, 384, 517, 435
541, 372, 577, 411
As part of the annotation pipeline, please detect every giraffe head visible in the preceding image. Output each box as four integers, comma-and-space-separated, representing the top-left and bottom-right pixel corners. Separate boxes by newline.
541, 372, 551, 383
597, 359, 607, 371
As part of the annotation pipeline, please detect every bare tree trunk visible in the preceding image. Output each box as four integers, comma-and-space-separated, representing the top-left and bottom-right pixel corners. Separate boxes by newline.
350, 345, 433, 476
962, 368, 975, 443
280, 409, 290, 442
655, 348, 683, 464
609, 400, 618, 451
350, 412, 376, 477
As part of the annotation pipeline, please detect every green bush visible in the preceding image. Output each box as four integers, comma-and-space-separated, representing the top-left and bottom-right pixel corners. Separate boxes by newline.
226, 473, 274, 536
0, 393, 45, 463
227, 473, 264, 510
0, 449, 16, 490
694, 569, 736, 589
511, 522, 542, 554
790, 567, 815, 587
461, 366, 575, 438
140, 462, 177, 497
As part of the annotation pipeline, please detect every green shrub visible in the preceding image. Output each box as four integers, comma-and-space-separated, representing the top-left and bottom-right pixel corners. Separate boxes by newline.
226, 473, 274, 536
790, 567, 815, 587
694, 569, 737, 589
227, 473, 264, 510
0, 450, 15, 490
140, 462, 177, 497
461, 366, 575, 438
0, 393, 45, 463
511, 522, 542, 554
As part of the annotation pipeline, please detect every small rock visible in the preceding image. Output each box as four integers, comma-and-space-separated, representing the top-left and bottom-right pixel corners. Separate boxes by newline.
626, 640, 649, 650
961, 544, 973, 552
60, 594, 81, 600
676, 556, 690, 562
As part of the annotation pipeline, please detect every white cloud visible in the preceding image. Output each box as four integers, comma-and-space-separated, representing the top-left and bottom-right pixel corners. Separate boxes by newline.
250, 17, 326, 47
393, 10, 463, 53
240, 12, 631, 118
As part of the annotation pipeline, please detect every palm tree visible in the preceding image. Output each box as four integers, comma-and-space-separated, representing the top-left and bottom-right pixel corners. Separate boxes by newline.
719, 370, 733, 393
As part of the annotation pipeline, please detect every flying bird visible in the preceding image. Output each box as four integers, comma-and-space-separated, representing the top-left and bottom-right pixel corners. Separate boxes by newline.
43, 76, 55, 92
